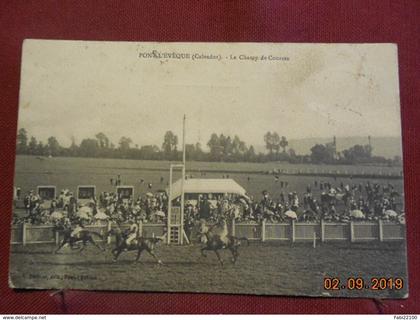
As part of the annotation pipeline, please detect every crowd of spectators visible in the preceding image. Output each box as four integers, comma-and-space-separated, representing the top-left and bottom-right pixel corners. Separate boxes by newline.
13, 178, 404, 226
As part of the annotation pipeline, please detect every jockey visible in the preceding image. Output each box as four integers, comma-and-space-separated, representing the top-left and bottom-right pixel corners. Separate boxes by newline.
216, 218, 229, 248
70, 220, 84, 240
199, 219, 209, 243
126, 221, 138, 246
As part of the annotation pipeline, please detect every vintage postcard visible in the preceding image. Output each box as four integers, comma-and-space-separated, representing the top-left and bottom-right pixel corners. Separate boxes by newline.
10, 40, 407, 298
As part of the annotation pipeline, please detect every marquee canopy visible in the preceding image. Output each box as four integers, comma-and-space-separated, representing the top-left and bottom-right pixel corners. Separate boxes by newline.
168, 178, 247, 200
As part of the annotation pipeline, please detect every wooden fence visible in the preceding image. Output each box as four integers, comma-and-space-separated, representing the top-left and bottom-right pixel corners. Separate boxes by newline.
11, 219, 405, 245
10, 222, 166, 245
233, 220, 405, 242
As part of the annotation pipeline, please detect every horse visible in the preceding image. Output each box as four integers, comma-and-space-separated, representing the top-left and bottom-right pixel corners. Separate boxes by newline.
107, 227, 164, 264
54, 226, 105, 254
198, 219, 249, 265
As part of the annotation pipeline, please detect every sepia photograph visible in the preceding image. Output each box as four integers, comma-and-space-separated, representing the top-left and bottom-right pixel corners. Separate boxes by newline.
9, 40, 407, 298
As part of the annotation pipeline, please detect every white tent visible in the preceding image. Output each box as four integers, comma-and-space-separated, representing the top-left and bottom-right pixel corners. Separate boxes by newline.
168, 178, 248, 200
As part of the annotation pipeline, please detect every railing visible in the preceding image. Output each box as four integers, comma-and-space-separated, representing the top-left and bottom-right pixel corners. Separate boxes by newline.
233, 220, 405, 243
10, 220, 405, 245
268, 167, 403, 179
10, 222, 166, 245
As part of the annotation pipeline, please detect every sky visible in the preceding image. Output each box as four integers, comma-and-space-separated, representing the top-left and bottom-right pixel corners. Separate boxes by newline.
18, 40, 402, 149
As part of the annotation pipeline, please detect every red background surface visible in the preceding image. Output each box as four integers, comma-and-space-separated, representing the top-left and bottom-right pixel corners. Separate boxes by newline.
0, 0, 419, 314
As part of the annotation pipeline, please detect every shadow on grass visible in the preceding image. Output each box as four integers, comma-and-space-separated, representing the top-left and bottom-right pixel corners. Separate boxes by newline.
37, 259, 209, 267
11, 250, 58, 255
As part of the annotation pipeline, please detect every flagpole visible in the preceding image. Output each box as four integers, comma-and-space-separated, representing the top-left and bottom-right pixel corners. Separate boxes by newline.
183, 114, 186, 165
180, 115, 186, 244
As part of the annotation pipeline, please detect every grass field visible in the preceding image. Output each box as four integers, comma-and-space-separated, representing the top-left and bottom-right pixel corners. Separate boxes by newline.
10, 155, 407, 297
9, 241, 407, 298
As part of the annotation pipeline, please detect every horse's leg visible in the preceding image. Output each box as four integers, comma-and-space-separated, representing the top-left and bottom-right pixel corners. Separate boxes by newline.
214, 249, 223, 266
146, 249, 163, 265
68, 236, 78, 249
233, 246, 240, 263
54, 239, 67, 254
79, 240, 86, 253
70, 238, 82, 250
201, 247, 208, 257
113, 248, 123, 262
228, 247, 237, 264
134, 249, 143, 263
89, 236, 105, 252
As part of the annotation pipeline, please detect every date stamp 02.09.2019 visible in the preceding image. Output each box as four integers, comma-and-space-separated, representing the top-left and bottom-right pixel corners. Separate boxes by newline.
323, 277, 405, 291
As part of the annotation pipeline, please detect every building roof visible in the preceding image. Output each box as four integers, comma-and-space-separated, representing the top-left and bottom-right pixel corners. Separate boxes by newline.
168, 178, 247, 200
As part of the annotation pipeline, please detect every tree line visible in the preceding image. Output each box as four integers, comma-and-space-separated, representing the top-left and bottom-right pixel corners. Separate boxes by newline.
16, 128, 401, 165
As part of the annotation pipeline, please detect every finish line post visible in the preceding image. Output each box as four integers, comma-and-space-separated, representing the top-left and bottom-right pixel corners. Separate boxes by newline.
180, 115, 186, 245
167, 163, 189, 245
166, 115, 189, 245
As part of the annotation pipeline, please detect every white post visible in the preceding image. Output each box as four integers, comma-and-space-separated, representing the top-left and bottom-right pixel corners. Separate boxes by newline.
180, 165, 185, 245
22, 222, 27, 246
138, 220, 143, 237
291, 219, 295, 243
321, 219, 325, 243
262, 219, 266, 242
55, 230, 60, 245
350, 221, 355, 243
378, 219, 384, 242
182, 229, 190, 244
107, 220, 112, 244
313, 232, 316, 248
231, 218, 236, 237
167, 166, 173, 245
180, 115, 186, 245
182, 115, 186, 170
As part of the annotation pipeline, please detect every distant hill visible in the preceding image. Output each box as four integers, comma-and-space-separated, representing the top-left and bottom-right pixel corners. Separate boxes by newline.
254, 136, 402, 159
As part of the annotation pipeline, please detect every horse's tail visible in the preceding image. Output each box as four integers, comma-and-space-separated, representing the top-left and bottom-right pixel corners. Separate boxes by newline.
152, 237, 164, 244
157, 232, 167, 242
237, 237, 249, 246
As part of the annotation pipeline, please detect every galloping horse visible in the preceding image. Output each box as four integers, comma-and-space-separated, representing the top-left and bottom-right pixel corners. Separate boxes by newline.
199, 219, 249, 265
54, 226, 105, 254
107, 227, 164, 264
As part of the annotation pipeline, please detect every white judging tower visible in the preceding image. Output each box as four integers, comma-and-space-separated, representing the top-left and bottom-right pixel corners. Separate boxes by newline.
167, 115, 189, 245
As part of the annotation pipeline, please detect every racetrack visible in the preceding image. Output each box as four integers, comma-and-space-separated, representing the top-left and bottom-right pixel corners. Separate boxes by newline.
9, 241, 407, 298
10, 155, 407, 298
